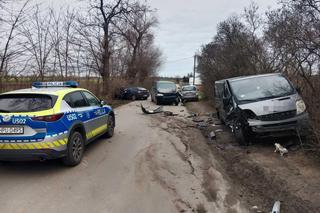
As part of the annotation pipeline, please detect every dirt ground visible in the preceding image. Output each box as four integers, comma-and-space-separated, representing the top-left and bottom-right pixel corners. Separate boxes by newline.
185, 101, 320, 213
0, 100, 319, 213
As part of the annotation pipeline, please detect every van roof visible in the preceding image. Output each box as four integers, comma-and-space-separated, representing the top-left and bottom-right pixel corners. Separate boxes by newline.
215, 73, 281, 84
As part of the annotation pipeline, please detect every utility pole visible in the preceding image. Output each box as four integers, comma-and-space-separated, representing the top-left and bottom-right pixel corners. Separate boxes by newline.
193, 54, 197, 85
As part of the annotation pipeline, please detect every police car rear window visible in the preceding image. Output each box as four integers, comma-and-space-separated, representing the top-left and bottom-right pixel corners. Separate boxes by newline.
0, 94, 57, 113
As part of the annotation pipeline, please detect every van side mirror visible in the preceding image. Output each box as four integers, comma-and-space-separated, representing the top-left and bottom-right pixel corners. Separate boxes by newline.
296, 87, 301, 94
223, 96, 231, 106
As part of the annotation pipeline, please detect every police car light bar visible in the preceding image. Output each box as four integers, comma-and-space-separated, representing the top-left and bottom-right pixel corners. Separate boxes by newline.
32, 81, 79, 88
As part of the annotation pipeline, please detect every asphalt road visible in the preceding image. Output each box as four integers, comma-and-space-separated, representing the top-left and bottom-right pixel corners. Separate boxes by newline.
0, 101, 247, 213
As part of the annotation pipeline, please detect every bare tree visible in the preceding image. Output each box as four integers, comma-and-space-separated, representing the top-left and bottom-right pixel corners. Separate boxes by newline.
0, 0, 30, 91
51, 8, 77, 78
22, 5, 55, 79
117, 2, 158, 80
86, 0, 131, 95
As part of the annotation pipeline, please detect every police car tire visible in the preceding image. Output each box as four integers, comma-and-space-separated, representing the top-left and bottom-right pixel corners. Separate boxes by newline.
105, 115, 115, 138
63, 131, 84, 166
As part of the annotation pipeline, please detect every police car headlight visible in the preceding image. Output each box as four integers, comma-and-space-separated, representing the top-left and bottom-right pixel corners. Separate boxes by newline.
296, 99, 306, 114
157, 94, 164, 97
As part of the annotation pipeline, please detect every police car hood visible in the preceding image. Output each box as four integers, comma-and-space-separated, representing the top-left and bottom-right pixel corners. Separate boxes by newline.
238, 94, 299, 116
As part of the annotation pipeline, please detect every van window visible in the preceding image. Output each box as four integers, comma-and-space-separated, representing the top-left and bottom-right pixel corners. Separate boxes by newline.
223, 83, 231, 98
215, 83, 224, 98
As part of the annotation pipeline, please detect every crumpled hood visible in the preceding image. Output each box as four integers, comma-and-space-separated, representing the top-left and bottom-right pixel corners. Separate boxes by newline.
238, 94, 300, 116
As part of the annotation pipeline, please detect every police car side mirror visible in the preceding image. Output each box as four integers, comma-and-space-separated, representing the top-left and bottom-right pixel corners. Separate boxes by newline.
100, 100, 106, 106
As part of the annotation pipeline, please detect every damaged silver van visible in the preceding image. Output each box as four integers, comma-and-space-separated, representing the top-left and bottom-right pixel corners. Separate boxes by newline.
215, 73, 310, 145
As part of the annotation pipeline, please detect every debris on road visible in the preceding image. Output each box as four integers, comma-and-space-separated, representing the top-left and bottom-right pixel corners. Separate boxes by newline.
270, 201, 281, 213
209, 131, 216, 140
192, 117, 205, 123
163, 111, 178, 116
141, 104, 163, 114
274, 143, 288, 156
251, 206, 258, 210
187, 113, 199, 118
197, 122, 208, 129
141, 104, 179, 116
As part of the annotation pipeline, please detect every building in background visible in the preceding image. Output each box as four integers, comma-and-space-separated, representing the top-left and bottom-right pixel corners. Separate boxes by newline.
189, 75, 202, 86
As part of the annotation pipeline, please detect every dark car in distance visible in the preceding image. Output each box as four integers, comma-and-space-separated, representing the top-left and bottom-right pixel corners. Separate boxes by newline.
151, 81, 179, 105
119, 87, 150, 100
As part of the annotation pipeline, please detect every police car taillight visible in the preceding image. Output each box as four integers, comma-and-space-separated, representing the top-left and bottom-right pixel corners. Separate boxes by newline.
32, 113, 64, 122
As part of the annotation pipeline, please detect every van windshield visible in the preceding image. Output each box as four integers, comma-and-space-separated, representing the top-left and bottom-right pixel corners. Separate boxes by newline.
0, 94, 55, 113
229, 75, 295, 103
157, 82, 176, 93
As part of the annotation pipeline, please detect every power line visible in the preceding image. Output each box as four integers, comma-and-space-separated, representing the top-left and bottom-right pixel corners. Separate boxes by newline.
164, 56, 194, 64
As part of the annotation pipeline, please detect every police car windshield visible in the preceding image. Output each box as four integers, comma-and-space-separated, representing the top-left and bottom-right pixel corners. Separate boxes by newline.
0, 94, 55, 113
229, 75, 295, 103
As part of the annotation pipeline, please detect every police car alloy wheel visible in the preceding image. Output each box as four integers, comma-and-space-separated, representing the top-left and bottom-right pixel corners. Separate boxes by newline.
63, 131, 84, 166
105, 116, 114, 138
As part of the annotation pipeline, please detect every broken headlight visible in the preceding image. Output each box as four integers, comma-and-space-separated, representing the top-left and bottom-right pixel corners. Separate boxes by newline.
296, 99, 306, 114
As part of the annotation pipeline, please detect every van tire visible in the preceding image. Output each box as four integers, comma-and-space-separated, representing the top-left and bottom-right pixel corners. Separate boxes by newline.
63, 131, 84, 166
234, 127, 249, 146
155, 98, 160, 105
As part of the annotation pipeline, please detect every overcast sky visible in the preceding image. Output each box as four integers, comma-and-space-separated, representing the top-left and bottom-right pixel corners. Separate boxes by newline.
147, 0, 279, 77
35, 0, 279, 77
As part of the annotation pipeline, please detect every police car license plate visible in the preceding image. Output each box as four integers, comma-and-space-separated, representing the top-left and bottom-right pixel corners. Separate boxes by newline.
0, 126, 24, 135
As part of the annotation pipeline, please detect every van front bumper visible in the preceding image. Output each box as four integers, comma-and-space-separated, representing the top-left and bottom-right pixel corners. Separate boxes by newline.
248, 112, 310, 137
156, 95, 178, 103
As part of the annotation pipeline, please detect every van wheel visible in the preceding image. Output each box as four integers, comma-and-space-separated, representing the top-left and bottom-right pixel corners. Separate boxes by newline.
234, 127, 250, 146
63, 131, 84, 166
155, 98, 160, 105
216, 109, 220, 119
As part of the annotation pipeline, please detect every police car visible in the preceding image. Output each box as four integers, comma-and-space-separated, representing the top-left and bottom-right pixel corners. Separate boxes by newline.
0, 81, 115, 166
